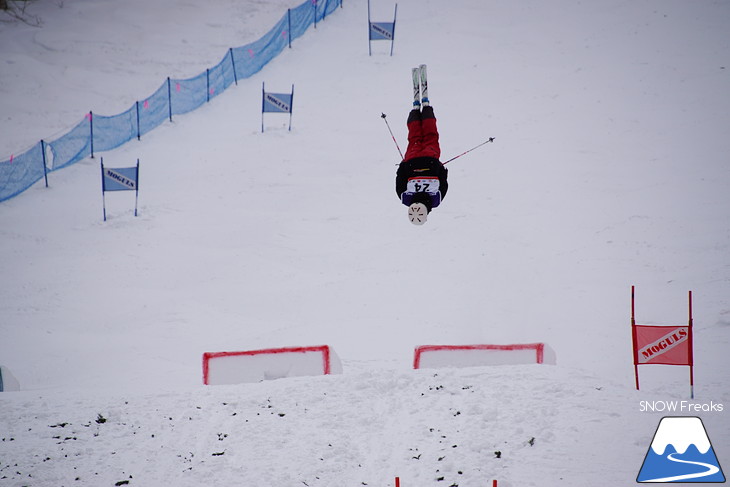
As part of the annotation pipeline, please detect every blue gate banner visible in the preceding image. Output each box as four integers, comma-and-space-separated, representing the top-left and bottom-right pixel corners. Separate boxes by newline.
370, 22, 395, 40
367, 1, 397, 56
262, 83, 294, 132
263, 93, 293, 113
103, 166, 138, 192
101, 158, 140, 221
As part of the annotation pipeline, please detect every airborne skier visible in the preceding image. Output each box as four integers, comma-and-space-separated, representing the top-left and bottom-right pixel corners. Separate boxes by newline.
395, 64, 448, 225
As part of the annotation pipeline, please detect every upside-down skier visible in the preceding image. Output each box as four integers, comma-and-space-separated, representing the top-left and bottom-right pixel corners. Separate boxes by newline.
395, 64, 448, 225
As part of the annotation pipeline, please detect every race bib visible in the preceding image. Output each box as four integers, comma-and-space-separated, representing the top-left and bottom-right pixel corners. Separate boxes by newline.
406, 177, 440, 194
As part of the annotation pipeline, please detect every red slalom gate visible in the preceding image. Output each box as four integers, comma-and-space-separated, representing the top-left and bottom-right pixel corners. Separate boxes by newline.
630, 285, 695, 398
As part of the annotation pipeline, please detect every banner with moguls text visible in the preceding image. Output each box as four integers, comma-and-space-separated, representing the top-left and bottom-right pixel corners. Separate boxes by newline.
101, 158, 139, 221
633, 325, 691, 366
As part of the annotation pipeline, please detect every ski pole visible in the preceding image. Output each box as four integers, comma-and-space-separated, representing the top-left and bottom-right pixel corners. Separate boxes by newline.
443, 137, 495, 165
380, 113, 404, 160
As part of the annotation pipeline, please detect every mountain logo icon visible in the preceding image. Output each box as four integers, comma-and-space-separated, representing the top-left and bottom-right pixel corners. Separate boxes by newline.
638, 416, 726, 483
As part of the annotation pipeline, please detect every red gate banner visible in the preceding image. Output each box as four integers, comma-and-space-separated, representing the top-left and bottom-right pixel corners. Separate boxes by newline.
633, 325, 691, 365
630, 286, 695, 397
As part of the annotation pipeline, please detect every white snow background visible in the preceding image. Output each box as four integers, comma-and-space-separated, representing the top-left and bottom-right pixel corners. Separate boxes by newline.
1, 0, 729, 485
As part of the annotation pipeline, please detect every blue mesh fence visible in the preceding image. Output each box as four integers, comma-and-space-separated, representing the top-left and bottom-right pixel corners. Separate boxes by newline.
0, 0, 343, 203
93, 107, 137, 153
0, 142, 45, 201
47, 117, 93, 172
139, 81, 172, 138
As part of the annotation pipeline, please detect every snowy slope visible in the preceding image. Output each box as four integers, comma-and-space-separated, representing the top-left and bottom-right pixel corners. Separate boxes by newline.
1, 0, 729, 485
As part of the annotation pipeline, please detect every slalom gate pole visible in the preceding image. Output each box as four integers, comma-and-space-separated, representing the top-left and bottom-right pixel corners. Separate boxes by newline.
380, 113, 404, 160
442, 137, 495, 165
100, 158, 107, 222
631, 285, 640, 391
688, 290, 694, 399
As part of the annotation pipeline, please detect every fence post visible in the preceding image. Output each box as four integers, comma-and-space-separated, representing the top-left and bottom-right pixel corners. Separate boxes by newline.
167, 77, 173, 122
229, 48, 238, 85
288, 9, 292, 48
89, 111, 94, 159
40, 140, 48, 187
136, 101, 141, 140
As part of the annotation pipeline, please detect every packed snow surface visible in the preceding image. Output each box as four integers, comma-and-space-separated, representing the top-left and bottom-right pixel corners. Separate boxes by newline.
1, 0, 729, 485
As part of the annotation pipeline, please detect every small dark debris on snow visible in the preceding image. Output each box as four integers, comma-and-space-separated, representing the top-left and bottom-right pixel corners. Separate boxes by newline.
494, 450, 502, 459
212, 451, 225, 456
529, 437, 535, 446
95, 414, 107, 424
114, 481, 129, 486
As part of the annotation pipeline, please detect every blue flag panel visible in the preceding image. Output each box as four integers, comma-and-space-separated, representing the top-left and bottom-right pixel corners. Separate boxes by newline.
263, 93, 293, 113
370, 22, 395, 40
103, 166, 138, 192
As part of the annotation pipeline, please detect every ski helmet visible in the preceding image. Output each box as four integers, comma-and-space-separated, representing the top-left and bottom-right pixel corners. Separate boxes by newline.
408, 202, 428, 225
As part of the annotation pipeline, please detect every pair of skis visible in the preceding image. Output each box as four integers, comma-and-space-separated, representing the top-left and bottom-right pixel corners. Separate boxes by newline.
412, 64, 429, 108
381, 65, 495, 164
